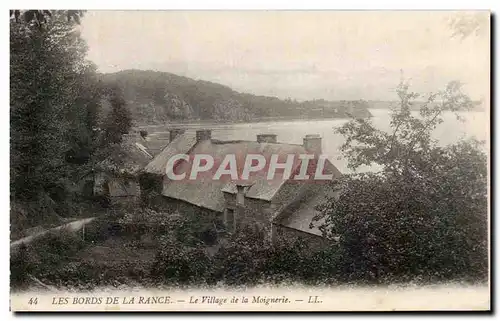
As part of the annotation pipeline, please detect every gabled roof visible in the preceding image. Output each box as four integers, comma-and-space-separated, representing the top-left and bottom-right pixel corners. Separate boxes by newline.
144, 140, 170, 157
144, 132, 171, 156
144, 132, 198, 175
97, 135, 153, 175
275, 183, 338, 236
161, 138, 342, 212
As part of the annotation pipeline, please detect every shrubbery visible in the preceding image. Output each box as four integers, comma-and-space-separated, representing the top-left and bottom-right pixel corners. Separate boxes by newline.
12, 211, 486, 289
10, 244, 35, 288
150, 225, 342, 287
315, 81, 489, 284
11, 228, 87, 289
151, 236, 213, 285
11, 212, 345, 289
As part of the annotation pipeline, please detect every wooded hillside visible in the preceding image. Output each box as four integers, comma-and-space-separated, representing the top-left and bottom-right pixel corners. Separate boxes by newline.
99, 70, 372, 125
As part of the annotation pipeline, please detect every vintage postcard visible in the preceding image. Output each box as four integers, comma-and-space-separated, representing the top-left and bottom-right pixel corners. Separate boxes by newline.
10, 10, 490, 312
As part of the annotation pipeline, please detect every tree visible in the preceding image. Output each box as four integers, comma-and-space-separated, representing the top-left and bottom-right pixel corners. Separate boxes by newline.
101, 87, 133, 146
448, 12, 489, 40
10, 10, 123, 232
10, 11, 94, 201
315, 81, 488, 283
10, 10, 85, 25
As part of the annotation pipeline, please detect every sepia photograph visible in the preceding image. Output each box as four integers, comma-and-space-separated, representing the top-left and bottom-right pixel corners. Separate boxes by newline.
9, 9, 490, 312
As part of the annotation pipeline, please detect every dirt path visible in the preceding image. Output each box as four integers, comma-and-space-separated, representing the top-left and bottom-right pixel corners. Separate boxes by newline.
10, 217, 96, 250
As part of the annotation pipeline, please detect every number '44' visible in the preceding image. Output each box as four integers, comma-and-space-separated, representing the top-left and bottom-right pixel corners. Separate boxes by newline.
28, 297, 38, 305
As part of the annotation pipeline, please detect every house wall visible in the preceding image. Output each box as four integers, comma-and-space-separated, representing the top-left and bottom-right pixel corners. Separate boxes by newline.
94, 172, 141, 205
138, 173, 164, 206
111, 195, 139, 205
222, 193, 275, 237
151, 195, 224, 229
108, 179, 140, 197
154, 192, 328, 248
221, 180, 325, 243
140, 173, 327, 245
109, 178, 140, 205
139, 172, 225, 239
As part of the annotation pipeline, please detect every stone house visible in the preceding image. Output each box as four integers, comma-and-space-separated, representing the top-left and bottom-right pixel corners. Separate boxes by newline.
142, 129, 342, 242
94, 133, 153, 205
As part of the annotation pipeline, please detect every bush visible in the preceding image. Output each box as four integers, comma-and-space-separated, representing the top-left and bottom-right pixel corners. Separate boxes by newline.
11, 228, 88, 288
211, 228, 341, 286
84, 220, 125, 243
315, 81, 489, 284
317, 169, 488, 284
10, 244, 36, 288
12, 201, 347, 289
211, 228, 269, 286
150, 235, 213, 285
40, 228, 87, 255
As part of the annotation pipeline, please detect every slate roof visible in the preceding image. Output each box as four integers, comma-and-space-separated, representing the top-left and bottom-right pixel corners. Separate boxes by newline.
275, 184, 338, 236
143, 132, 198, 175
144, 132, 171, 156
160, 138, 341, 213
96, 134, 153, 175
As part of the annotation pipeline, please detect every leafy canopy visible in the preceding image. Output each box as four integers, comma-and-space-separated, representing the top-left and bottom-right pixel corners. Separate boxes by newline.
10, 10, 85, 25
316, 81, 488, 283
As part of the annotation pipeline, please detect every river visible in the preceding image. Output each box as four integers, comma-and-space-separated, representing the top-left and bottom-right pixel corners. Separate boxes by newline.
142, 109, 489, 173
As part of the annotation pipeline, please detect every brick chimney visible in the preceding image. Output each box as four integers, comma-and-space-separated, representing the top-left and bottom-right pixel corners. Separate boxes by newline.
169, 128, 185, 142
235, 183, 252, 206
196, 129, 212, 142
234, 181, 254, 232
303, 134, 322, 155
257, 134, 277, 143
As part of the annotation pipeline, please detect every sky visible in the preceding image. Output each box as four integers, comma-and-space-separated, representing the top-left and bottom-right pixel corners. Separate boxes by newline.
80, 11, 490, 101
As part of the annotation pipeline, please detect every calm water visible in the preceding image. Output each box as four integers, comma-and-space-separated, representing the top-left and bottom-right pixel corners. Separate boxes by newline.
144, 109, 489, 173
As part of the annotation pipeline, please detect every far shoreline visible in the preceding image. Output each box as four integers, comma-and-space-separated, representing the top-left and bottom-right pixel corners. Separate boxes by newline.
135, 115, 367, 130
134, 108, 486, 130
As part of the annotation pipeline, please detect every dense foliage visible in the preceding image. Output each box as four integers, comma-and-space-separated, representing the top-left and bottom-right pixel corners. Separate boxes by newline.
10, 10, 85, 25
315, 81, 489, 283
10, 11, 132, 234
12, 210, 342, 290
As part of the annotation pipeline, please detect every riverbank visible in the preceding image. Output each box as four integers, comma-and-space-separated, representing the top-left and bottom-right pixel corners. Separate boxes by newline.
134, 114, 370, 130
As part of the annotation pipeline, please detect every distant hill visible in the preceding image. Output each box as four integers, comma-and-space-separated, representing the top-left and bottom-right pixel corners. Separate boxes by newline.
98, 70, 372, 125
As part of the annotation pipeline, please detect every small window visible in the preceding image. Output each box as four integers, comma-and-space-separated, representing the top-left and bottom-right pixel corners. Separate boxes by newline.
225, 208, 235, 232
